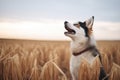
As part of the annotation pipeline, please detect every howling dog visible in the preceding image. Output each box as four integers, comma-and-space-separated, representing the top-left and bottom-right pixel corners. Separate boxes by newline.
64, 16, 108, 80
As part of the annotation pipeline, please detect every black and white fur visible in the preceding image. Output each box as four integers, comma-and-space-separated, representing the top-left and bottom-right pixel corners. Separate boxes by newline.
64, 16, 108, 80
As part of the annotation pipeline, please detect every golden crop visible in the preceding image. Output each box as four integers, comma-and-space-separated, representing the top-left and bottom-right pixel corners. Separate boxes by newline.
0, 39, 120, 80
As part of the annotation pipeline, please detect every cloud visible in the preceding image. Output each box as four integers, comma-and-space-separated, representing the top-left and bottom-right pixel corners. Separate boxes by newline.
0, 20, 120, 40
94, 21, 120, 40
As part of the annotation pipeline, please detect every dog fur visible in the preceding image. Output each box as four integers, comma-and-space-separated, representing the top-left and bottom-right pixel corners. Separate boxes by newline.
64, 16, 108, 80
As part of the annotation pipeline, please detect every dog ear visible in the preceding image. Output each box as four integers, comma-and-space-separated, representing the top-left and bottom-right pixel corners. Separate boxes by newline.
84, 16, 94, 30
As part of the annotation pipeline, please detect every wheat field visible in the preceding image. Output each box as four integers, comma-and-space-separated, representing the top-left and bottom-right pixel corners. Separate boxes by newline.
0, 39, 120, 80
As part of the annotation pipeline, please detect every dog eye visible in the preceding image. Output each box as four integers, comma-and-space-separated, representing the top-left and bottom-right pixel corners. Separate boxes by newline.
73, 24, 80, 28
73, 24, 78, 26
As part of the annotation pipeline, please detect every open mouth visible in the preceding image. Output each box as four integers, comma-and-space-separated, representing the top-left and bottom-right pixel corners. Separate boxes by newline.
64, 21, 76, 35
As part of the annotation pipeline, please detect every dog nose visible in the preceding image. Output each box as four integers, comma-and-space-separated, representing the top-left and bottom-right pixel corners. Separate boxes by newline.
64, 21, 68, 24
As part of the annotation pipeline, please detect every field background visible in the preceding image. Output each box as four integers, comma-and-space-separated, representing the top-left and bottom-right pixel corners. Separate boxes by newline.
0, 39, 120, 80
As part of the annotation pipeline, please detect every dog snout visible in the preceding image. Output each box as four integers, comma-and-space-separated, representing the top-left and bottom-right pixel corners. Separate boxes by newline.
64, 21, 68, 25
64, 21, 68, 28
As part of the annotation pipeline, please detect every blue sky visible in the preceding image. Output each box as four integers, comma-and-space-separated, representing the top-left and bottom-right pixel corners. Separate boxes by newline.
0, 0, 120, 40
0, 0, 120, 21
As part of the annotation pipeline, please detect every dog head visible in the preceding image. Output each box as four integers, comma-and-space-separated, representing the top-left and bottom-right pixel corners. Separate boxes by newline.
64, 16, 94, 41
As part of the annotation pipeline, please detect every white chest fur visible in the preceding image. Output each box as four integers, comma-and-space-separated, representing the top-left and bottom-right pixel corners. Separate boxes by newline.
70, 51, 96, 67
70, 40, 96, 79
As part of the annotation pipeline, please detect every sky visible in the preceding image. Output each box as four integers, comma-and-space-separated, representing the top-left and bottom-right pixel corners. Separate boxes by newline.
0, 0, 120, 40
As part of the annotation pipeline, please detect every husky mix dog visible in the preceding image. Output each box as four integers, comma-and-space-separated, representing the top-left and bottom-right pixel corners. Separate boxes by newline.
64, 16, 108, 80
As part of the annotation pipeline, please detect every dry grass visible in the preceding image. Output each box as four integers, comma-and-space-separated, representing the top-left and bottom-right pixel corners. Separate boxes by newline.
0, 39, 120, 80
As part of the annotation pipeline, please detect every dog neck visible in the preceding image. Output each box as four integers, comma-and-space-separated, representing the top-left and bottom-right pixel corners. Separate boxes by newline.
71, 35, 96, 54
72, 46, 95, 56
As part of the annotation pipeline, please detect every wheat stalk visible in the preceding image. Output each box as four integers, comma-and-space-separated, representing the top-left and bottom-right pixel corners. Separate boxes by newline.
40, 57, 67, 80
